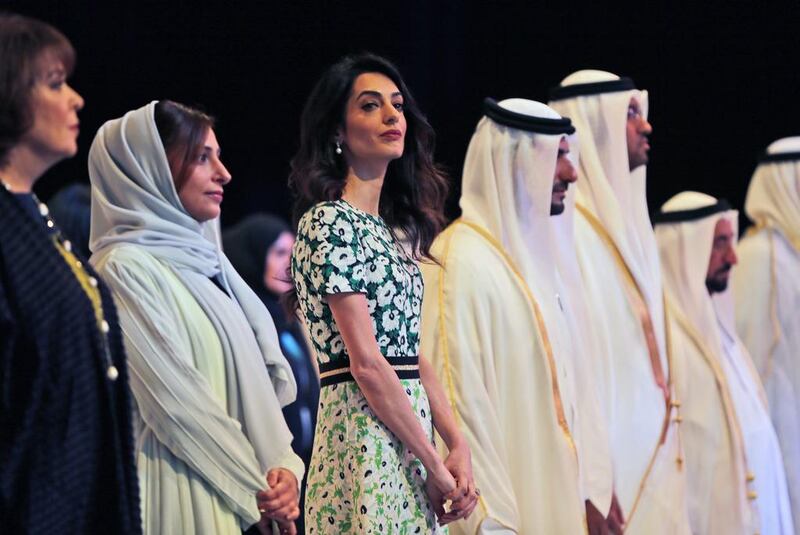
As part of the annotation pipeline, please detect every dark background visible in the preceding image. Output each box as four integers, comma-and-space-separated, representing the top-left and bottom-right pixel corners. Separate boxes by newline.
8, 0, 800, 230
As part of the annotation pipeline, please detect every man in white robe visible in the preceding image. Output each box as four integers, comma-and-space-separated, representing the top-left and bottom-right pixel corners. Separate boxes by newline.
734, 137, 800, 534
654, 191, 760, 534
550, 71, 690, 534
420, 98, 614, 534
656, 191, 794, 534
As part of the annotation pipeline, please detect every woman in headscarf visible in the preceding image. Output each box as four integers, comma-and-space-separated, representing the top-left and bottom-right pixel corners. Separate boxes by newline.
223, 213, 320, 535
89, 100, 303, 535
0, 13, 140, 534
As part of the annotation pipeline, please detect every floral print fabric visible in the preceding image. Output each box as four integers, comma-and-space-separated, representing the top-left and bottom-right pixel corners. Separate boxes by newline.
292, 200, 423, 362
292, 200, 444, 534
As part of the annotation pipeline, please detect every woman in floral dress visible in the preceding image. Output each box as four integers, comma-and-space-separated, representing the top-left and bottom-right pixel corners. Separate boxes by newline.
289, 53, 479, 534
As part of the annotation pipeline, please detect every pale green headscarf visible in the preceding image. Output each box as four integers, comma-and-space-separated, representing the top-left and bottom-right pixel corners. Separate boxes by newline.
89, 101, 299, 527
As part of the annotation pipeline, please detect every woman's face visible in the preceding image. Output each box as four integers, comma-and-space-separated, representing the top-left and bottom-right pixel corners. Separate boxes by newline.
20, 54, 84, 166
339, 72, 406, 167
176, 128, 232, 222
264, 231, 295, 294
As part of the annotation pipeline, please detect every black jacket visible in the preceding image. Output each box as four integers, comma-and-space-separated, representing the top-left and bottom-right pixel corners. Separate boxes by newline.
0, 188, 141, 534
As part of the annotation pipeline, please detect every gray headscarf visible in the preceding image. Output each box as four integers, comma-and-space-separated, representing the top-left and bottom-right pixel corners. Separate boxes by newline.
88, 101, 296, 488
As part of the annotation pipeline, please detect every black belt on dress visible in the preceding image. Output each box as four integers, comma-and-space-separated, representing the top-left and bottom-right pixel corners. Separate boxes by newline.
319, 356, 420, 387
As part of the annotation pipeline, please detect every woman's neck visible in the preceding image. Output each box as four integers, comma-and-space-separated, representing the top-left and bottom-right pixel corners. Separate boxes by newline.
340, 160, 387, 216
1, 147, 50, 193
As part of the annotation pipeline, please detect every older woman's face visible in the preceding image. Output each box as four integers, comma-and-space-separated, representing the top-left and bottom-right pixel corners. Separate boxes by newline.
264, 231, 295, 294
20, 55, 84, 166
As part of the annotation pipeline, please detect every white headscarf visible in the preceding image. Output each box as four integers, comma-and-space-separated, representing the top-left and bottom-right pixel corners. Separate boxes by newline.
655, 191, 738, 360
88, 101, 296, 473
549, 70, 662, 329
460, 98, 564, 292
461, 98, 613, 513
745, 136, 800, 249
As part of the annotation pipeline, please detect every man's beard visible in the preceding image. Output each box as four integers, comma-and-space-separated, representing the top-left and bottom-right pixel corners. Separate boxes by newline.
705, 277, 728, 294
550, 183, 568, 215
550, 201, 565, 215
705, 264, 732, 294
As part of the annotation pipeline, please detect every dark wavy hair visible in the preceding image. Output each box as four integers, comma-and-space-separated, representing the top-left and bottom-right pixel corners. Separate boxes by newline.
154, 100, 215, 190
288, 53, 449, 259
0, 12, 75, 168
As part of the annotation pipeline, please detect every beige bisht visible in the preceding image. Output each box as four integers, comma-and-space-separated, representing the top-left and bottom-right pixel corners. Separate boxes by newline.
550, 71, 691, 534
655, 191, 759, 534
421, 98, 610, 534
735, 137, 800, 534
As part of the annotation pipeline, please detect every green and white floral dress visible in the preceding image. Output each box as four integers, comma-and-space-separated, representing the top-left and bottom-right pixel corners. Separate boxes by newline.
292, 200, 445, 534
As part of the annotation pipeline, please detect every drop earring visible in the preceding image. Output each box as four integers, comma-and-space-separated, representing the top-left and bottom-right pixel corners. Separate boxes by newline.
335, 140, 342, 155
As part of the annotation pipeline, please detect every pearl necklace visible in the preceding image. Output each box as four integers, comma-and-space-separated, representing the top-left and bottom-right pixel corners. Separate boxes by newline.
1, 180, 119, 381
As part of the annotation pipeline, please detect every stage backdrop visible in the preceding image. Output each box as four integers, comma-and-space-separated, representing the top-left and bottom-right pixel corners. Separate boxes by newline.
9, 0, 800, 231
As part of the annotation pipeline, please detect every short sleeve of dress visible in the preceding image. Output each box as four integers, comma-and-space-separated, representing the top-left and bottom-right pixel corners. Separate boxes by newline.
295, 203, 367, 296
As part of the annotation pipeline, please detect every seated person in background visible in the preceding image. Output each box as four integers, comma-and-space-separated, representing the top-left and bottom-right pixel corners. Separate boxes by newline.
224, 213, 320, 535
48, 181, 92, 259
